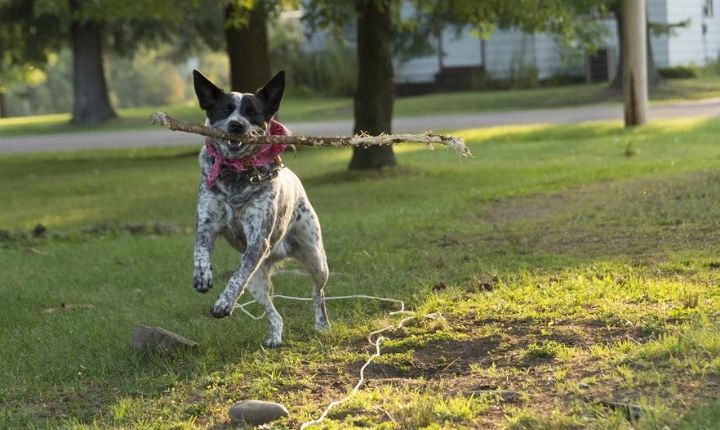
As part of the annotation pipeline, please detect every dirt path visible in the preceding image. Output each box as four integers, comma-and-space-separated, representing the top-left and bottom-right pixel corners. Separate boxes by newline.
1, 98, 719, 154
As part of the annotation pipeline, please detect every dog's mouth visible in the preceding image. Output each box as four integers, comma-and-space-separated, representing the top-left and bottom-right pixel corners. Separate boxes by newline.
211, 125, 266, 158
225, 140, 242, 151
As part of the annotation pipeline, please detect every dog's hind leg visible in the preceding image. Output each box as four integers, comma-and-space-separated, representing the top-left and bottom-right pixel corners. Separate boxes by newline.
246, 261, 284, 347
291, 216, 330, 332
306, 250, 330, 332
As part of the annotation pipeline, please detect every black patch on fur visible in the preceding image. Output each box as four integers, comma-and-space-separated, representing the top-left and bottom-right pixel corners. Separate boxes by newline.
239, 96, 269, 126
256, 71, 285, 119
204, 93, 239, 124
193, 70, 223, 111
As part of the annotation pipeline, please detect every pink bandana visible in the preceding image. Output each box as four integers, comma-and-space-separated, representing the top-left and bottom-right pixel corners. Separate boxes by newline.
205, 119, 289, 188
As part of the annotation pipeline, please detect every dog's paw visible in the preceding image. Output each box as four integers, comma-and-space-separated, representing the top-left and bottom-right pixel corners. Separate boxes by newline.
193, 263, 213, 293
210, 296, 234, 318
263, 337, 282, 348
315, 320, 332, 332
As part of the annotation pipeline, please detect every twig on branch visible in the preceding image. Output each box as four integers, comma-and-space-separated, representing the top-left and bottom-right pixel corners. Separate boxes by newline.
149, 111, 471, 157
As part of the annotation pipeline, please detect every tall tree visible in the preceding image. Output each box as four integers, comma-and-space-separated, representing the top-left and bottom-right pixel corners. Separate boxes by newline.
609, 0, 660, 89
68, 0, 116, 124
225, 0, 273, 92
622, 0, 647, 126
350, 0, 396, 169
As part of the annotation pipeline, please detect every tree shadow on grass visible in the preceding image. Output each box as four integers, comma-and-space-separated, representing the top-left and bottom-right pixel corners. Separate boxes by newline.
471, 169, 720, 261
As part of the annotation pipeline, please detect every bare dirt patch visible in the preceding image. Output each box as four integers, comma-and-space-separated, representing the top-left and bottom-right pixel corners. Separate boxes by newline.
303, 311, 720, 428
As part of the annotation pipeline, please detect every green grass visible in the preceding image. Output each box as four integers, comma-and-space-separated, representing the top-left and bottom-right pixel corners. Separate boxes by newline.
2, 75, 720, 137
2, 117, 720, 428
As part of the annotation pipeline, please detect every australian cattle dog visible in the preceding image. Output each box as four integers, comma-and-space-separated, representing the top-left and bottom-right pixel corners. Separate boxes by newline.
191, 70, 330, 347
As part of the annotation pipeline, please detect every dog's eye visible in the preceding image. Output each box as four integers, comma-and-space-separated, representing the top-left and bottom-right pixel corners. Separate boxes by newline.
246, 106, 256, 116
223, 104, 235, 114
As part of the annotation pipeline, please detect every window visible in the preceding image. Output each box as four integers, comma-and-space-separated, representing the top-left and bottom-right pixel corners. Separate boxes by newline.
705, 0, 714, 17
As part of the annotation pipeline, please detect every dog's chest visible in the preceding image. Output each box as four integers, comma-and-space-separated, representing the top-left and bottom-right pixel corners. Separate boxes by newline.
210, 179, 274, 224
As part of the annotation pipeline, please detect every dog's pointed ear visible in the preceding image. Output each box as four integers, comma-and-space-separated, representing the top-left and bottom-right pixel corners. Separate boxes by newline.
193, 70, 223, 111
256, 71, 285, 118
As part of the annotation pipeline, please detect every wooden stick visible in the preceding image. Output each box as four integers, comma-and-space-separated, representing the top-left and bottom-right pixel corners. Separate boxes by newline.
149, 111, 471, 157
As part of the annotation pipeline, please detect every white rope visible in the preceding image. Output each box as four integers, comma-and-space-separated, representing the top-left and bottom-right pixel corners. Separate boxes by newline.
234, 294, 437, 429
236, 294, 410, 320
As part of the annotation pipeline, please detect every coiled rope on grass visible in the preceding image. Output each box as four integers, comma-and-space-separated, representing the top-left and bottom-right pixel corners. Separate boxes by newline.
235, 294, 438, 429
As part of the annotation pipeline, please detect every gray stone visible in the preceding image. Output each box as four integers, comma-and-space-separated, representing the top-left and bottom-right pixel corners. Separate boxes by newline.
228, 400, 289, 426
131, 325, 197, 352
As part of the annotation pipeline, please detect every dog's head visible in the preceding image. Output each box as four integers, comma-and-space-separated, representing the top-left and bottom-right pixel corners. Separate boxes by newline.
192, 69, 285, 159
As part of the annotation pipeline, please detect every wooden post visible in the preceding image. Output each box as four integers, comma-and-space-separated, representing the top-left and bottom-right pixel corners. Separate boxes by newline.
622, 0, 648, 126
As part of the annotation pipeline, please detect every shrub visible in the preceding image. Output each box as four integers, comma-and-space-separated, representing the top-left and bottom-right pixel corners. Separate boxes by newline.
658, 65, 699, 79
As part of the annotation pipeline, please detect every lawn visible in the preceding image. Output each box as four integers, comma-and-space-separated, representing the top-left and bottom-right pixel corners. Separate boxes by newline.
1, 74, 720, 137
2, 117, 720, 428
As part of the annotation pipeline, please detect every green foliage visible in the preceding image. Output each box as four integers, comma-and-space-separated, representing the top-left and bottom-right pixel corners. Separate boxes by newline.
269, 14, 357, 97
412, 0, 610, 51
659, 65, 700, 80
281, 46, 357, 97
648, 18, 691, 37
0, 0, 204, 86
0, 0, 63, 90
108, 49, 186, 108
2, 48, 189, 116
303, 0, 611, 70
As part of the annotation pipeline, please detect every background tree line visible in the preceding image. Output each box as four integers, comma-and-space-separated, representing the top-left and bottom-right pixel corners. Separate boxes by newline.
1, 0, 623, 169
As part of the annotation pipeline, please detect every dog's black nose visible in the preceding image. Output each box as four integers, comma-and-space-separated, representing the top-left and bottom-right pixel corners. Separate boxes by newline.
228, 121, 246, 134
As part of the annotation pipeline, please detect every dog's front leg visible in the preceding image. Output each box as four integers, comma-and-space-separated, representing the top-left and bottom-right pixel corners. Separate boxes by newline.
193, 191, 224, 293
210, 202, 275, 320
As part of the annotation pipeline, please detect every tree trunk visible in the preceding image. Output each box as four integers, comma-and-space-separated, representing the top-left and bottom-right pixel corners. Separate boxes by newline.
610, 3, 661, 90
622, 0, 648, 126
225, 1, 271, 92
0, 91, 7, 118
349, 0, 396, 170
69, 2, 116, 125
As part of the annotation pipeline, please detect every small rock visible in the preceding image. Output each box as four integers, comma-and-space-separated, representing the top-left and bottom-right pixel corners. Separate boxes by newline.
131, 325, 197, 352
578, 383, 591, 390
228, 400, 289, 426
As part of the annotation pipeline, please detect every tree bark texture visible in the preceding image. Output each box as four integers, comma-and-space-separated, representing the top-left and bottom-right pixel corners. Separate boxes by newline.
225, 1, 272, 92
0, 92, 7, 118
69, 1, 116, 125
349, 0, 397, 170
622, 0, 648, 126
610, 5, 661, 90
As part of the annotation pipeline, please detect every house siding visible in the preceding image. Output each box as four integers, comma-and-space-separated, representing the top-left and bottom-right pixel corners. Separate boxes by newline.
666, 0, 720, 65
484, 30, 537, 79
667, 0, 706, 65
700, 0, 720, 63
303, 0, 720, 86
649, 0, 671, 67
441, 28, 483, 68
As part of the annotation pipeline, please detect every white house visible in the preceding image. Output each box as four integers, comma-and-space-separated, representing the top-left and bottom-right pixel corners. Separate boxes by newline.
394, 0, 720, 86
